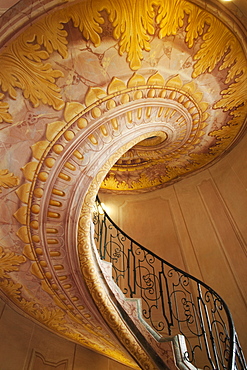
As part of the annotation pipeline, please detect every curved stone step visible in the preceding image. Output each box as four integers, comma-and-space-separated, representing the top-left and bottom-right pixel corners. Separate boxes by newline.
98, 255, 199, 370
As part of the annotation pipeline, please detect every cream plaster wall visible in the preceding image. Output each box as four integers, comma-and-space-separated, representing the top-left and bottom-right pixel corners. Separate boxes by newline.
99, 132, 247, 357
0, 298, 135, 370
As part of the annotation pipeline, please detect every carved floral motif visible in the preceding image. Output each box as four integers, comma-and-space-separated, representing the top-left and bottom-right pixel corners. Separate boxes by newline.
0, 169, 19, 193
1, 0, 246, 367
0, 0, 246, 125
0, 245, 25, 301
0, 246, 26, 278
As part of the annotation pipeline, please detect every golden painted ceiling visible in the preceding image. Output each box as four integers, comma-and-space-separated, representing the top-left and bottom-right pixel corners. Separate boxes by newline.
0, 0, 246, 368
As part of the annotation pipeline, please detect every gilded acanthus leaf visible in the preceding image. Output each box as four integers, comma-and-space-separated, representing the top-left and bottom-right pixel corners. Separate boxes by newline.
108, 0, 155, 70
25, 12, 69, 59
220, 44, 244, 82
0, 0, 245, 123
34, 307, 67, 329
0, 94, 12, 123
0, 169, 19, 192
215, 74, 247, 112
209, 120, 244, 143
165, 165, 191, 181
0, 246, 26, 278
192, 20, 233, 77
69, 2, 104, 47
185, 5, 211, 47
0, 36, 64, 110
0, 279, 22, 298
19, 299, 68, 330
156, 0, 187, 38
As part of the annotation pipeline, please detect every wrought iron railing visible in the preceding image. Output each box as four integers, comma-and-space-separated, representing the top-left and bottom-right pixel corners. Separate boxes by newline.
92, 197, 246, 370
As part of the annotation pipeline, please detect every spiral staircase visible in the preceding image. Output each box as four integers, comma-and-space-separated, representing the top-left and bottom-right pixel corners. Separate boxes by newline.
90, 198, 246, 370
0, 0, 247, 369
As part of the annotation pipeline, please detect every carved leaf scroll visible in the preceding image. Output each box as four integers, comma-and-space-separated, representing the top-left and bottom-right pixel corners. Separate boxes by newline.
0, 94, 12, 123
106, 0, 155, 70
156, 0, 188, 38
193, 20, 235, 76
0, 0, 246, 144
0, 169, 19, 193
0, 279, 23, 299
69, 2, 104, 47
34, 307, 67, 329
25, 13, 69, 59
0, 41, 64, 110
0, 246, 26, 279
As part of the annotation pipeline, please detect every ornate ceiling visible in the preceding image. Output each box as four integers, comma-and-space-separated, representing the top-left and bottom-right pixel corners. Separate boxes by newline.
0, 0, 246, 368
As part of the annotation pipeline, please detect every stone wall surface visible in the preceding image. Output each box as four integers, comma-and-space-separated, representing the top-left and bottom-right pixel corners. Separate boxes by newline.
0, 298, 135, 370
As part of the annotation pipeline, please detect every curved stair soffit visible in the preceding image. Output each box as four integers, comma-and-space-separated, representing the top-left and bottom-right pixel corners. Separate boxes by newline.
0, 0, 246, 368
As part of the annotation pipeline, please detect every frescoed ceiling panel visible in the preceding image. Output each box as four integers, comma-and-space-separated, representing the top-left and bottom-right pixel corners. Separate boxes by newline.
0, 0, 246, 368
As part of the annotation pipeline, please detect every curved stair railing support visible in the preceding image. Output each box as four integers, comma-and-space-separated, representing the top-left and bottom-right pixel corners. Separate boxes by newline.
92, 197, 246, 370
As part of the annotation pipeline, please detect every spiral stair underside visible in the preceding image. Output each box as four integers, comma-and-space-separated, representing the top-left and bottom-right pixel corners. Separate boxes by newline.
0, 0, 246, 369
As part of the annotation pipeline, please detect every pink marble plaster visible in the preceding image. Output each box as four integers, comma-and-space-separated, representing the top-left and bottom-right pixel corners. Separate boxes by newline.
0, 0, 246, 367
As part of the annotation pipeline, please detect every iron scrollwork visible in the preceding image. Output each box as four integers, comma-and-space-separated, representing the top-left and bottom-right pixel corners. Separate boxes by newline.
92, 197, 246, 370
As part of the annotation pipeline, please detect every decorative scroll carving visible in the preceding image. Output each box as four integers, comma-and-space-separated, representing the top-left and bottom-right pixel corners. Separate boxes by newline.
0, 246, 25, 278
0, 169, 19, 193
13, 115, 141, 366
92, 198, 246, 370
4, 0, 246, 366
0, 0, 246, 125
0, 245, 25, 300
0, 94, 12, 123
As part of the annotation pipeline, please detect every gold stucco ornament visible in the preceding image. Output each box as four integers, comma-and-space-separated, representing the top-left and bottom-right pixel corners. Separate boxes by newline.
0, 169, 19, 193
0, 0, 246, 367
0, 246, 26, 278
0, 0, 245, 125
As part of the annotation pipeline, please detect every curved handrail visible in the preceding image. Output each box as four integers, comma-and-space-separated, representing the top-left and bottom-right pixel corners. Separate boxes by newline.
92, 197, 246, 370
